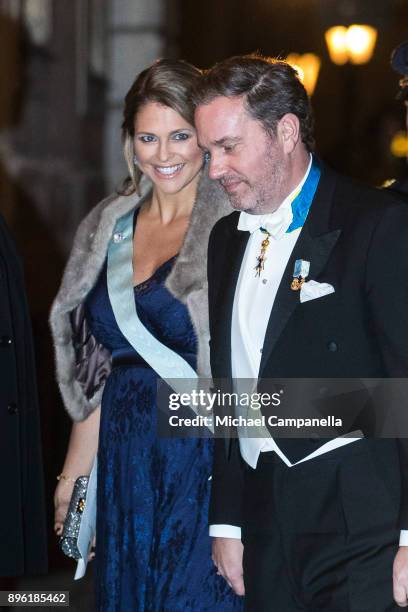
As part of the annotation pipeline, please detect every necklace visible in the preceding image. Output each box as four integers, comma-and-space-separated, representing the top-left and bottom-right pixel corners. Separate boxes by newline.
254, 227, 271, 277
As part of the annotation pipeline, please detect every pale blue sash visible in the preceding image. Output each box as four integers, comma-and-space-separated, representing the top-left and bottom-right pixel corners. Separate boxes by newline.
107, 208, 205, 402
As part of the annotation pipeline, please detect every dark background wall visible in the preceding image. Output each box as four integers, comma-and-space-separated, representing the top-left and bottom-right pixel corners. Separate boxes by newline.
177, 0, 408, 183
0, 0, 407, 601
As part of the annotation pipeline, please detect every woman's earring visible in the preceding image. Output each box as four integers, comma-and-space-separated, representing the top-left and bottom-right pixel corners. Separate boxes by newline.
133, 155, 139, 167
203, 151, 210, 163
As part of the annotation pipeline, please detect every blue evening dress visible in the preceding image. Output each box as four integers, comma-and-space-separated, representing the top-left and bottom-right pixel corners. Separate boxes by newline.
85, 243, 243, 611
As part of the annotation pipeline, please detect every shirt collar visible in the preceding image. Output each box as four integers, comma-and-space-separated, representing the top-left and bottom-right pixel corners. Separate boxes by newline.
237, 154, 313, 236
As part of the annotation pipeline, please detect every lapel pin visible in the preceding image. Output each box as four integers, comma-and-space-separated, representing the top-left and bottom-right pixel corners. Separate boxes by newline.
291, 259, 310, 291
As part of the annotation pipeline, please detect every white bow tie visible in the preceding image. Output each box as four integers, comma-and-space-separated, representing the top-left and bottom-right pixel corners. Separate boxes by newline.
237, 206, 293, 240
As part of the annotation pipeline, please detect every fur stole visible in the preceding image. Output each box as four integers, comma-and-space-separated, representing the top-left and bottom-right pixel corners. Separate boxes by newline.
50, 171, 231, 420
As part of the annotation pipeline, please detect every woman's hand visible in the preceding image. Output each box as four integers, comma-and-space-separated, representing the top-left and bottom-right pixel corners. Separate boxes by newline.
54, 479, 75, 536
54, 407, 100, 537
54, 407, 100, 558
54, 479, 96, 562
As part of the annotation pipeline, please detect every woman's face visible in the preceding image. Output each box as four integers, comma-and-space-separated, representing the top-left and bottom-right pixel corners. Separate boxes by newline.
133, 101, 203, 195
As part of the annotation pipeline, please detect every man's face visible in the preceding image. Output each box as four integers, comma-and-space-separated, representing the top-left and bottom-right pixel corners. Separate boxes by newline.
195, 96, 288, 214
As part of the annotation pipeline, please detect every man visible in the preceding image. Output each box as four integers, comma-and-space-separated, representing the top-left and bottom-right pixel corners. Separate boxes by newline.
388, 41, 408, 198
0, 212, 47, 578
194, 55, 408, 610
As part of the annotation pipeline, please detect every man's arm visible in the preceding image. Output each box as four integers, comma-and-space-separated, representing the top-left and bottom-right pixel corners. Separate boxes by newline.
207, 221, 245, 595
366, 200, 408, 606
209, 440, 245, 596
209, 438, 244, 525
209, 438, 245, 595
207, 221, 245, 529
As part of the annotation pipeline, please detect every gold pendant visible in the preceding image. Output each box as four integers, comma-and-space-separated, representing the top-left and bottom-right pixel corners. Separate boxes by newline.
255, 228, 271, 278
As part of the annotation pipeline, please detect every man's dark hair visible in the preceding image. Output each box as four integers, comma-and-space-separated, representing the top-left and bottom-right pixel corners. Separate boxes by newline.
194, 54, 315, 151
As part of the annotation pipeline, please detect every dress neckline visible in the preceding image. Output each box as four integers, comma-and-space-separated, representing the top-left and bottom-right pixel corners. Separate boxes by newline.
132, 207, 180, 291
133, 254, 178, 290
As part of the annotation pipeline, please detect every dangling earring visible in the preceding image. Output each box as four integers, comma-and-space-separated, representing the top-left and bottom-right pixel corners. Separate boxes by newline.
133, 155, 139, 167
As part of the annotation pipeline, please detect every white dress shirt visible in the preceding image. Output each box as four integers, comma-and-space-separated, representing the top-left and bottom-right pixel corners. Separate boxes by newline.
210, 160, 408, 544
210, 158, 363, 540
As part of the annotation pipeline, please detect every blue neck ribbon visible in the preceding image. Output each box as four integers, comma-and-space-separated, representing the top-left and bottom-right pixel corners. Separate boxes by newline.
287, 156, 321, 233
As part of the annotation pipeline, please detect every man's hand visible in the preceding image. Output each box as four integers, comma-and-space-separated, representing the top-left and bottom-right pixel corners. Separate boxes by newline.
212, 537, 245, 596
393, 547, 408, 606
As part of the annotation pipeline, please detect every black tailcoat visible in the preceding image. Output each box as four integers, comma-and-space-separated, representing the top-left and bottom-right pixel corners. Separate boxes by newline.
388, 176, 408, 200
0, 213, 47, 576
207, 164, 408, 532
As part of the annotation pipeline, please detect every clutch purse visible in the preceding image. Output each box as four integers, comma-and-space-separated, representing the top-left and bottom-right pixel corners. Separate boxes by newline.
60, 475, 89, 559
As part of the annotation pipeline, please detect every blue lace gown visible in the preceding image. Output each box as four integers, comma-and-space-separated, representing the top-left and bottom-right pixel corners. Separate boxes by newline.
85, 252, 242, 611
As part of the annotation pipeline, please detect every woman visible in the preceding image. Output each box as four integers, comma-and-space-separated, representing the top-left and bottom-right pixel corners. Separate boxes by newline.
50, 59, 242, 611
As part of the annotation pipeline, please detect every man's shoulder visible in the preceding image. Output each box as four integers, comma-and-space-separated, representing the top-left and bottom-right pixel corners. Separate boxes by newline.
210, 210, 240, 240
385, 177, 408, 201
327, 166, 408, 221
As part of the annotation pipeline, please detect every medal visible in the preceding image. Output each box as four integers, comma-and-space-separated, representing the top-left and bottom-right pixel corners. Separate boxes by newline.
291, 259, 310, 290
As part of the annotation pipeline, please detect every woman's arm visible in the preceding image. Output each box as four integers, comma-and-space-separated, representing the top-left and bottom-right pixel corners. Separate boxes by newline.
54, 406, 100, 535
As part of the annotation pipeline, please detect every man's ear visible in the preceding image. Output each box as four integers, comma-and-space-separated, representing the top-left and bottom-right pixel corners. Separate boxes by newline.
277, 113, 300, 154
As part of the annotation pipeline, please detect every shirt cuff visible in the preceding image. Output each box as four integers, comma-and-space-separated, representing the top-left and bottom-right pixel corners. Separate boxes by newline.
400, 530, 408, 546
209, 524, 242, 539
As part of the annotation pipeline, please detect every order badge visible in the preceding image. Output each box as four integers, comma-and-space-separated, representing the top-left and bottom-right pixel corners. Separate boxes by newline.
291, 259, 310, 290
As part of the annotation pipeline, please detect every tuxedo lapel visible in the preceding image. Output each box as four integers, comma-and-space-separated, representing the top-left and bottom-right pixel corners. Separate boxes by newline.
211, 216, 249, 460
213, 218, 249, 378
259, 226, 341, 375
259, 166, 341, 376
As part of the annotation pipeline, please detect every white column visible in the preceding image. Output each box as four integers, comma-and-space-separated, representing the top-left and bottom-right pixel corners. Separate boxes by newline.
104, 0, 165, 190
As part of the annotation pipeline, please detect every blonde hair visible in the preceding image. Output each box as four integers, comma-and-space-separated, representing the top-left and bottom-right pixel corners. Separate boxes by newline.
121, 58, 202, 195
